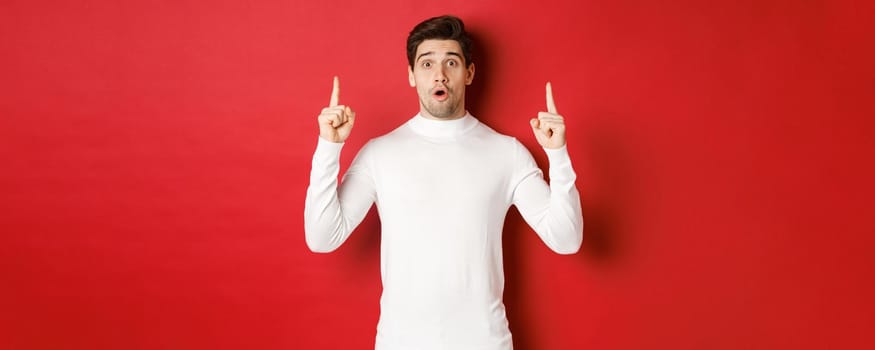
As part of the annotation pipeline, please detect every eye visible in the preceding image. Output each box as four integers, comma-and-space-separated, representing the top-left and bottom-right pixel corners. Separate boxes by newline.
422, 61, 432, 68
448, 60, 457, 67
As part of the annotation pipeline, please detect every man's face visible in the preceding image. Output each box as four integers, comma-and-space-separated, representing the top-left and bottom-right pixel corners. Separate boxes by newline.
408, 39, 475, 120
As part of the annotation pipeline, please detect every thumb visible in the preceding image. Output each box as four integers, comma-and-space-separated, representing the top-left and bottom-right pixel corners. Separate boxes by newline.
530, 118, 540, 129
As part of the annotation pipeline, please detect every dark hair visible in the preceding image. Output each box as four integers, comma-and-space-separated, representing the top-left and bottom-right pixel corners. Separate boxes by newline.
406, 15, 473, 68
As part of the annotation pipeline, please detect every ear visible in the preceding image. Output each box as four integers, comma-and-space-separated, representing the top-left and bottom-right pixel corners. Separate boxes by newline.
465, 62, 476, 85
408, 66, 416, 87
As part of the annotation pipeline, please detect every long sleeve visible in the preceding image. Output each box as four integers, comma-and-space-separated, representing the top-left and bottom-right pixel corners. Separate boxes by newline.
304, 137, 377, 253
511, 141, 583, 254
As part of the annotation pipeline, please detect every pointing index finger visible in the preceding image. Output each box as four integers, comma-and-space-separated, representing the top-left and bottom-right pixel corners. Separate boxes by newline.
546, 81, 557, 114
329, 76, 339, 107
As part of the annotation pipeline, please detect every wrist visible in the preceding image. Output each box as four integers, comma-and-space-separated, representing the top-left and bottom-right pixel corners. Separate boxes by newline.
544, 144, 569, 160
319, 134, 345, 143
317, 135, 346, 147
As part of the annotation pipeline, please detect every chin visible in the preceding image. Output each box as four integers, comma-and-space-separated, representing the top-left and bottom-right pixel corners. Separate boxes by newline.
420, 96, 462, 119
429, 110, 456, 119
427, 104, 460, 119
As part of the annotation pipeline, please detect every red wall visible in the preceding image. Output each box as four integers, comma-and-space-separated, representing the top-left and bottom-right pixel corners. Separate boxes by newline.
2, 0, 873, 349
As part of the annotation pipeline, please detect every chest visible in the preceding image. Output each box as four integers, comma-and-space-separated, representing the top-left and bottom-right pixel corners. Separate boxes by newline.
372, 143, 514, 210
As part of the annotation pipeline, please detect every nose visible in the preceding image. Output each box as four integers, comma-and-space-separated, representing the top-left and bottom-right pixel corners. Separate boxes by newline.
434, 67, 447, 83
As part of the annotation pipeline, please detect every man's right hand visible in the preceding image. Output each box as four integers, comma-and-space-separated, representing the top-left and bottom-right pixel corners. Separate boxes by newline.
318, 76, 355, 143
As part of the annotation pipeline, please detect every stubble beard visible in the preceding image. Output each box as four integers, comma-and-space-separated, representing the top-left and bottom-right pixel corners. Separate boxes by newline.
421, 90, 463, 120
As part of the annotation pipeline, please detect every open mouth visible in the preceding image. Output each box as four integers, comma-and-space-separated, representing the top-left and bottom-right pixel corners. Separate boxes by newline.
432, 87, 448, 101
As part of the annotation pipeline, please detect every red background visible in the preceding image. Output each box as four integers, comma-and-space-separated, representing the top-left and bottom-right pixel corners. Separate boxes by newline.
2, 0, 873, 349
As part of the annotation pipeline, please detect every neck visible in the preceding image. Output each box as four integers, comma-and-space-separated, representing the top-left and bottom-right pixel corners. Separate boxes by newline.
420, 112, 466, 121
408, 111, 477, 139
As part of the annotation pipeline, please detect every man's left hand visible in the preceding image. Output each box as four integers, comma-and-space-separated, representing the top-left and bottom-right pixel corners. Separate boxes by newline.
530, 82, 567, 149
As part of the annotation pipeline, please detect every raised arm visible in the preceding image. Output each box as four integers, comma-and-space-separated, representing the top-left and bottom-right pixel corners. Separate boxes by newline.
304, 77, 375, 253
513, 82, 583, 254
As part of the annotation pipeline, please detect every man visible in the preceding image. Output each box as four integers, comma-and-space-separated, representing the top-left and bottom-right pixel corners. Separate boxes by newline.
304, 15, 582, 350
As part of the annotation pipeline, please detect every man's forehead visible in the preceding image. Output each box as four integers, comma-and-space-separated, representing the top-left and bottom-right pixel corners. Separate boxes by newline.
416, 39, 463, 57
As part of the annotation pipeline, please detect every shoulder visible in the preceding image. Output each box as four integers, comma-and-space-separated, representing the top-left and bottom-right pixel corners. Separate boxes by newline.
479, 122, 537, 165
364, 122, 411, 148
353, 120, 415, 160
472, 120, 531, 152
470, 122, 542, 184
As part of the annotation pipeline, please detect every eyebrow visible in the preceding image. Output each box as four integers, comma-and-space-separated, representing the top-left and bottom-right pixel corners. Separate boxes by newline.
416, 51, 464, 63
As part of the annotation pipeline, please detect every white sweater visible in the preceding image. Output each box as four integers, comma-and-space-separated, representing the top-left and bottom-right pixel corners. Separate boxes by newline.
304, 113, 583, 350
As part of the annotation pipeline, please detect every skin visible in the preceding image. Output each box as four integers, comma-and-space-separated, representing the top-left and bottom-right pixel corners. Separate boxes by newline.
531, 82, 567, 149
317, 40, 567, 149
407, 39, 475, 120
317, 76, 354, 143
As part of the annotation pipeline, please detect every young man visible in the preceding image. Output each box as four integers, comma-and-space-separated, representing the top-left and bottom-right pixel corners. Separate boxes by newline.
304, 15, 583, 350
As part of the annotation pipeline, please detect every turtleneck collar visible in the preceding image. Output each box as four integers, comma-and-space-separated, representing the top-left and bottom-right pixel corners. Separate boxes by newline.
407, 112, 479, 139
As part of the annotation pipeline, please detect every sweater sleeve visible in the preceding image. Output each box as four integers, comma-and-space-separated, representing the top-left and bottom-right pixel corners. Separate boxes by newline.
510, 140, 583, 254
304, 137, 377, 253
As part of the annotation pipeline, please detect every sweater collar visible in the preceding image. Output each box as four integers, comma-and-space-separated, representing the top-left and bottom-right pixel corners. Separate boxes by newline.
408, 112, 478, 138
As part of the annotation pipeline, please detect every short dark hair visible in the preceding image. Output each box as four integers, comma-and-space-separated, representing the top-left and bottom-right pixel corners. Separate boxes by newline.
406, 15, 473, 68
